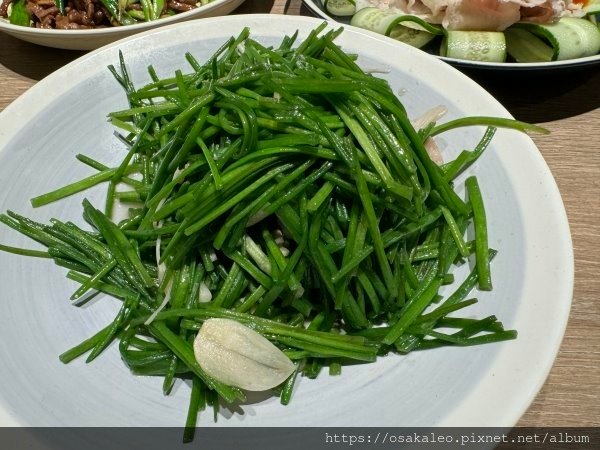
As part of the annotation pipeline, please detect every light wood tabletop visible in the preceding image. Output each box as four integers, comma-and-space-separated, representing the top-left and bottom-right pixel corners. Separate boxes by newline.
0, 0, 598, 428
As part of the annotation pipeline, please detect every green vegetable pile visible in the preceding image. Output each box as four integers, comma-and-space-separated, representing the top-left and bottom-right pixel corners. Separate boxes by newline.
0, 24, 547, 439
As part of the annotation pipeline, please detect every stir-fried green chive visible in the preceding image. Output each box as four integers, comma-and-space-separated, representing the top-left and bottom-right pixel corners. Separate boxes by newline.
430, 116, 549, 137
465, 176, 493, 291
0, 25, 541, 440
0, 243, 51, 258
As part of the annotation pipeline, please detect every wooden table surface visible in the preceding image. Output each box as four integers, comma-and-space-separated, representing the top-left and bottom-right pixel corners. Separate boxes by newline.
0, 0, 598, 428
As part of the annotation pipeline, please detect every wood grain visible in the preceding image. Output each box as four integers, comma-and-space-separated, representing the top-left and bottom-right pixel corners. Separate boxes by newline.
0, 0, 598, 427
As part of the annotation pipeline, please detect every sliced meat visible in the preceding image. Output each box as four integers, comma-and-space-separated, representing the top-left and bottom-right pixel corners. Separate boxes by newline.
38, 14, 54, 27
520, 2, 558, 21
36, 5, 58, 18
364, 0, 573, 30
443, 0, 521, 31
66, 7, 94, 26
518, 0, 583, 22
168, 0, 194, 11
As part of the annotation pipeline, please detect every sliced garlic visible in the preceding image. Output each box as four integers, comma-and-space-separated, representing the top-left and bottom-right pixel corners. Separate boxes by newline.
198, 282, 212, 303
424, 137, 444, 166
411, 105, 448, 131
193, 318, 295, 391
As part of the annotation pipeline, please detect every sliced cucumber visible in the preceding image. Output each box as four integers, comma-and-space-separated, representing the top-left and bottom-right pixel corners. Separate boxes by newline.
513, 17, 600, 61
441, 31, 506, 62
388, 25, 437, 48
583, 0, 600, 15
505, 28, 554, 62
350, 7, 441, 48
324, 0, 356, 17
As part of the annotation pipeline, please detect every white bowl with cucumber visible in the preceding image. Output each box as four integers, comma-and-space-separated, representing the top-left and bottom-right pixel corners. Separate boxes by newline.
304, 0, 600, 69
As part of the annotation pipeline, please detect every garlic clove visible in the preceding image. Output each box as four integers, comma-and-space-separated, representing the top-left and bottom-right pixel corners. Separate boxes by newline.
193, 318, 295, 391
424, 137, 444, 166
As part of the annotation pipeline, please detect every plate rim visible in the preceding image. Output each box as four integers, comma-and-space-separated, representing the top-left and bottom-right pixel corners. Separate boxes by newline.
301, 0, 600, 70
0, 13, 574, 428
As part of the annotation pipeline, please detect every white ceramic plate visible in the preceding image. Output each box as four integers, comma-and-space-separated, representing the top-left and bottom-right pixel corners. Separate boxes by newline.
0, 0, 245, 50
0, 14, 573, 427
303, 0, 600, 70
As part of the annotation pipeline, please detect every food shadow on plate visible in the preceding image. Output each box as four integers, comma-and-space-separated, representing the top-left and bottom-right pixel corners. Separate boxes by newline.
192, 356, 376, 420
178, 378, 271, 420
0, 34, 84, 81
211, 391, 272, 420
